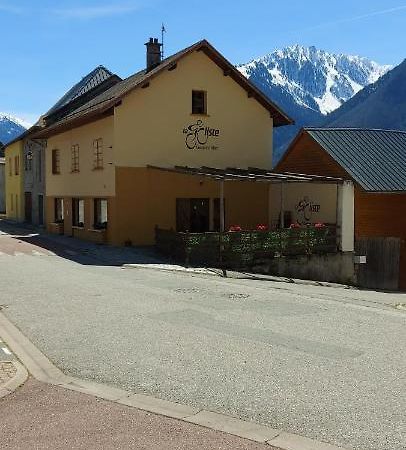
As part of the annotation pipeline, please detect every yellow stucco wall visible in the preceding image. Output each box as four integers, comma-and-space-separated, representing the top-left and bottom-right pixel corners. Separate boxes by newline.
112, 167, 269, 246
269, 183, 338, 226
114, 50, 273, 169
44, 49, 277, 246
5, 140, 24, 221
45, 116, 115, 197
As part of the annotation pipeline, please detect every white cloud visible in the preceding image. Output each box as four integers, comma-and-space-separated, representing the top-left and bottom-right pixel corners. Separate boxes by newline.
52, 2, 141, 19
291, 4, 406, 33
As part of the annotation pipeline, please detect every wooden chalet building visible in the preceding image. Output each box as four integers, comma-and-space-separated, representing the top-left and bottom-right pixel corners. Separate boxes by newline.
276, 128, 406, 291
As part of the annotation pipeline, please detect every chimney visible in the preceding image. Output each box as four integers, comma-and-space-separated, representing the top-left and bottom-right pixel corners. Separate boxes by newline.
145, 37, 162, 71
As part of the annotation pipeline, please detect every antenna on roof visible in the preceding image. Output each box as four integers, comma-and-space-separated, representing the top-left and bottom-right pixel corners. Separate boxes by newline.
161, 23, 166, 59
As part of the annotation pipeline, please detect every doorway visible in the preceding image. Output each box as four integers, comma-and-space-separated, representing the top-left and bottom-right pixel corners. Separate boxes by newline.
24, 192, 32, 223
176, 198, 210, 232
38, 195, 44, 226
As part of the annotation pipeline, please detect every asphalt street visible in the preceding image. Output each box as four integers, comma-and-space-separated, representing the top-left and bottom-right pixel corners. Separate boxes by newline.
1, 224, 405, 450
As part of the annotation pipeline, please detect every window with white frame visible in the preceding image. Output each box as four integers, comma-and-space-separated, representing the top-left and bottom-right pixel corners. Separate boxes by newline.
72, 198, 84, 227
54, 198, 64, 223
94, 199, 108, 229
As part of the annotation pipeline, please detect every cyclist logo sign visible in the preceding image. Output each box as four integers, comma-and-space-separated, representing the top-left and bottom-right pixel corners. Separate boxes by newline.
183, 120, 220, 150
295, 196, 321, 224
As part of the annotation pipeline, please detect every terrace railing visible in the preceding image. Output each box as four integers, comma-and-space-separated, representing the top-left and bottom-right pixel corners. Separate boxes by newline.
155, 226, 338, 269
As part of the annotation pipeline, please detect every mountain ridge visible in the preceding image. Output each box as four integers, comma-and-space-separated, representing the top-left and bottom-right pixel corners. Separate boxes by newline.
0, 113, 27, 145
323, 58, 406, 130
238, 45, 391, 162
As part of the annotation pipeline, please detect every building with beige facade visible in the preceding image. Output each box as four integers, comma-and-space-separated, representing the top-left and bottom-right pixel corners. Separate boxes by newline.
34, 39, 296, 245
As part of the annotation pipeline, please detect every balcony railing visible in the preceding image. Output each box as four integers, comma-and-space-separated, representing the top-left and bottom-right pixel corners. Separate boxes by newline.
155, 226, 338, 268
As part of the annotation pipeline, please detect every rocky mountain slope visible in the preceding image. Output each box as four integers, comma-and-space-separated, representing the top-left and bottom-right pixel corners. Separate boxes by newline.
238, 45, 391, 161
0, 114, 26, 145
323, 58, 406, 130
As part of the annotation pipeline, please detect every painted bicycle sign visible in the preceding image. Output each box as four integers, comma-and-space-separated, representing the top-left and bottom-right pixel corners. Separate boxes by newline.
182, 120, 220, 150
295, 196, 321, 224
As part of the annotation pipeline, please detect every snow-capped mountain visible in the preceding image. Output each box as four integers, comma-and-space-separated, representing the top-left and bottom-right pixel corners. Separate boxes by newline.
0, 113, 27, 145
238, 45, 391, 162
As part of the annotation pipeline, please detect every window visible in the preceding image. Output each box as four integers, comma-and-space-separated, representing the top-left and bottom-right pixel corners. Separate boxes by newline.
25, 153, 32, 171
54, 198, 64, 223
192, 90, 207, 115
10, 194, 13, 211
8, 158, 12, 176
71, 144, 79, 172
14, 155, 19, 175
38, 150, 42, 181
52, 149, 60, 174
94, 199, 108, 229
72, 198, 84, 227
93, 138, 103, 169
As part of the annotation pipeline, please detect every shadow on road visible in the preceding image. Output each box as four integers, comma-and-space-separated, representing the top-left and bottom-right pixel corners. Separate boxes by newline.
0, 219, 167, 267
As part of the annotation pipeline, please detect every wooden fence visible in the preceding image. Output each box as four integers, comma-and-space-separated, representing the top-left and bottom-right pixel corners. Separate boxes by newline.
355, 237, 401, 290
155, 226, 338, 268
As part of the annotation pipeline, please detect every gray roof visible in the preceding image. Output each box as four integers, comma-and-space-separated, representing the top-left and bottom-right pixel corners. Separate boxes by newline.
306, 128, 406, 192
45, 66, 117, 116
34, 40, 293, 139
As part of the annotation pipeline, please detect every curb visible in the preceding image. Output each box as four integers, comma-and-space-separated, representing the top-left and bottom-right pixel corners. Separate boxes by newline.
122, 263, 353, 290
0, 361, 28, 399
0, 311, 349, 450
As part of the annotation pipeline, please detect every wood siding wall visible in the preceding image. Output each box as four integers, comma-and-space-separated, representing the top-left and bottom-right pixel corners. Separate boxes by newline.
276, 132, 406, 290
276, 133, 349, 178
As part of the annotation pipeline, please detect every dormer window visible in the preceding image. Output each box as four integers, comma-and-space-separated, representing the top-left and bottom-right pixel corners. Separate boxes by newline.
192, 90, 207, 115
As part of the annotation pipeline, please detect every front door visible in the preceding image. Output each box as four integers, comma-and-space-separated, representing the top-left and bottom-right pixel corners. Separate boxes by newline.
190, 199, 210, 232
24, 192, 32, 223
176, 198, 210, 232
38, 195, 44, 226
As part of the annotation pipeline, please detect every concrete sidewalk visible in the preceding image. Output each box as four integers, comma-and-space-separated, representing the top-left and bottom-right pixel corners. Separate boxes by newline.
0, 378, 280, 450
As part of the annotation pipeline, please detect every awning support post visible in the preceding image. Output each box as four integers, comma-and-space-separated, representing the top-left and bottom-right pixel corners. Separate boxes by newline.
219, 179, 226, 278
280, 182, 285, 228
220, 179, 225, 232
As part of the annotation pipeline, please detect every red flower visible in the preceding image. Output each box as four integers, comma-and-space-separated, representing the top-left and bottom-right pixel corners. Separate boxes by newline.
256, 224, 268, 231
314, 222, 325, 228
290, 222, 301, 229
229, 225, 242, 232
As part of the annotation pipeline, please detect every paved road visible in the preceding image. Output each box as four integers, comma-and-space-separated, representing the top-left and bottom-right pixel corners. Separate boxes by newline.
1, 223, 405, 450
0, 378, 275, 450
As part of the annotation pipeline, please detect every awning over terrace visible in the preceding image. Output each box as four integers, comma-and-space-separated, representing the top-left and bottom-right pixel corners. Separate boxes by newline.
147, 165, 344, 184
147, 165, 353, 252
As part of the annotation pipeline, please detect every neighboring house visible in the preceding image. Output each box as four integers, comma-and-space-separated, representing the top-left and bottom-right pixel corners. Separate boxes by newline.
4, 66, 121, 225
23, 137, 46, 225
34, 38, 297, 246
5, 139, 24, 221
276, 128, 406, 290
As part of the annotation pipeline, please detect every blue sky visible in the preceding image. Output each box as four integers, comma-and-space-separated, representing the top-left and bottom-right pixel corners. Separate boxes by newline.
1, 0, 406, 125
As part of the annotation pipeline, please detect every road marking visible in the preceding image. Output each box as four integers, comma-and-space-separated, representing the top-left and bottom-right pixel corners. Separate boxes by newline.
1, 347, 12, 355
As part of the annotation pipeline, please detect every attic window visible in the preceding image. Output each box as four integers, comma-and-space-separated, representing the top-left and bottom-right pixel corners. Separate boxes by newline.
192, 90, 207, 115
